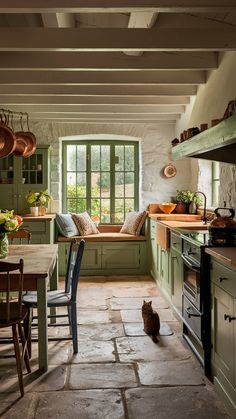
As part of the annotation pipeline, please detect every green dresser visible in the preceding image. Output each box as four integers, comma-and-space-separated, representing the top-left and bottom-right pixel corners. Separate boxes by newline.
22, 215, 55, 244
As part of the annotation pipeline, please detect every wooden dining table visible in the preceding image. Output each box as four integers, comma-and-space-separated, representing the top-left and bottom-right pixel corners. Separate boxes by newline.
0, 244, 58, 372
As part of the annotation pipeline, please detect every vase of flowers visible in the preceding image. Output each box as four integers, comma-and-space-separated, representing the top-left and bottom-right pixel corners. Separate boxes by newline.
37, 190, 51, 216
0, 210, 23, 258
25, 190, 52, 216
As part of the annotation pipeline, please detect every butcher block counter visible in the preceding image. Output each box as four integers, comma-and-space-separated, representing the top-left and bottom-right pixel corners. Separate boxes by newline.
148, 213, 208, 250
205, 247, 236, 269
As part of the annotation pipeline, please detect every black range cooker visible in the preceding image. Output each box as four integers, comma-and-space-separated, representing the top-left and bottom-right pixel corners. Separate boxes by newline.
179, 229, 234, 377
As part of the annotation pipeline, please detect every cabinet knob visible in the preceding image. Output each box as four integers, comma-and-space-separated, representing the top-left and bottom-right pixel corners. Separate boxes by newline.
219, 276, 228, 282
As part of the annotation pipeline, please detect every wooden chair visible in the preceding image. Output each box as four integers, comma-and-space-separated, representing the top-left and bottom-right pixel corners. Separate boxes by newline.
0, 259, 31, 397
23, 239, 85, 354
8, 229, 31, 245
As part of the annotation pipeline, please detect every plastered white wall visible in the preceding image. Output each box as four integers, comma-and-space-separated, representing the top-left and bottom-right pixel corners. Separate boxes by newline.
175, 51, 236, 209
28, 121, 192, 211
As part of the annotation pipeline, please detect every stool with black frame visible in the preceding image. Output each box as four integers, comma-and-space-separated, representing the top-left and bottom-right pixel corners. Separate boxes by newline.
23, 239, 85, 356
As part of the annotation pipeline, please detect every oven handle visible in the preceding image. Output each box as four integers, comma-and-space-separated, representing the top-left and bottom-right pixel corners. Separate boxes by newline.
186, 306, 202, 318
181, 253, 201, 272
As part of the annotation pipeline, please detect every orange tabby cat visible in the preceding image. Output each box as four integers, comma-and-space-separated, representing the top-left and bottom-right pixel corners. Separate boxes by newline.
142, 300, 160, 343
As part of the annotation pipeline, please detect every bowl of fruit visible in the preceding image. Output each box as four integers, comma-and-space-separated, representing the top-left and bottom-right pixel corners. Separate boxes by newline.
158, 202, 177, 214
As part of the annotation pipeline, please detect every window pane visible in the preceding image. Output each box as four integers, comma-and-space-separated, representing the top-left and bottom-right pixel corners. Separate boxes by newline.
77, 199, 86, 213
67, 145, 76, 171
115, 198, 124, 223
76, 145, 86, 171
125, 172, 134, 196
115, 146, 124, 171
77, 173, 86, 197
91, 199, 100, 222
67, 198, 77, 213
125, 199, 134, 214
101, 172, 110, 198
91, 145, 100, 171
101, 199, 110, 223
101, 145, 110, 171
115, 172, 124, 197
125, 145, 134, 171
67, 173, 76, 198
91, 172, 100, 197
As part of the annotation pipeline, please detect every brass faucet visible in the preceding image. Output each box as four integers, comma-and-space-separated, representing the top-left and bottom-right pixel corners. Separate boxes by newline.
192, 191, 207, 224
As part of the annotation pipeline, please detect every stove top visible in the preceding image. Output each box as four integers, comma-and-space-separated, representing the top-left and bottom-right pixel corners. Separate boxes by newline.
180, 229, 236, 247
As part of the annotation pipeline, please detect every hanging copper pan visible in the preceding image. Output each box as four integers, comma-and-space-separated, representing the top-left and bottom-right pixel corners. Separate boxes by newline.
14, 113, 36, 158
0, 112, 16, 158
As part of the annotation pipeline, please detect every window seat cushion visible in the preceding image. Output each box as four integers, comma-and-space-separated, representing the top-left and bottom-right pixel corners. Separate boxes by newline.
57, 232, 146, 242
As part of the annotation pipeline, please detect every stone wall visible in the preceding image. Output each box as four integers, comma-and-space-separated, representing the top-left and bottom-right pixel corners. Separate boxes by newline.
29, 121, 192, 211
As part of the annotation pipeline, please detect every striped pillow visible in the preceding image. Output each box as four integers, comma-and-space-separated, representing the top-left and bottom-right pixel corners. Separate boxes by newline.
72, 212, 99, 236
120, 211, 147, 236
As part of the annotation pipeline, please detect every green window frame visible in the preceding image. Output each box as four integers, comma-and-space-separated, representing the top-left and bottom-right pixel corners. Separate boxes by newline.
211, 161, 220, 207
62, 140, 139, 224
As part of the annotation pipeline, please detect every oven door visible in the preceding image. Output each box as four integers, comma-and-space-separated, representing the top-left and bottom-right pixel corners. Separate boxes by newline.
181, 252, 201, 311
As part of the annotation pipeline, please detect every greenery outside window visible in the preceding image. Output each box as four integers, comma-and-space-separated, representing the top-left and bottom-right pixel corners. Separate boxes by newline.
62, 140, 139, 224
211, 161, 220, 207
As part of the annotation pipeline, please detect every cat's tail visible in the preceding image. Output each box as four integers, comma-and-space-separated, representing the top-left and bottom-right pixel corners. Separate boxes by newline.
151, 335, 159, 344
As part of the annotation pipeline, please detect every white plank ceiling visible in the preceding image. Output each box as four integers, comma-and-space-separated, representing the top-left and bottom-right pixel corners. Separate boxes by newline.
0, 1, 236, 124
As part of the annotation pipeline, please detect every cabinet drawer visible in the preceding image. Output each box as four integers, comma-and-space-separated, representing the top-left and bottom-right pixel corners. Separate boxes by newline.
170, 232, 182, 253
23, 221, 46, 233
150, 220, 157, 240
211, 260, 236, 298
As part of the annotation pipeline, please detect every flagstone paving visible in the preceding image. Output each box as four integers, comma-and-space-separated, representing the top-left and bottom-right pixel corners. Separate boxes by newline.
0, 277, 230, 418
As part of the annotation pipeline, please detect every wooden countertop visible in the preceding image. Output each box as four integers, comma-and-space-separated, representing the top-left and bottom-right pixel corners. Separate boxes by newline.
23, 214, 56, 221
149, 213, 201, 222
156, 220, 209, 230
205, 248, 236, 269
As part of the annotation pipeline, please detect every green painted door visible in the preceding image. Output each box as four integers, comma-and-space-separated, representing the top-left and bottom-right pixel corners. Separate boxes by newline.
160, 248, 170, 293
212, 284, 234, 385
102, 243, 140, 269
81, 243, 102, 271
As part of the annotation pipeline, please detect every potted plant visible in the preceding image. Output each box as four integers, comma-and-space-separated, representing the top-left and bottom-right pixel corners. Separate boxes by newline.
37, 190, 51, 216
174, 190, 195, 213
25, 191, 40, 216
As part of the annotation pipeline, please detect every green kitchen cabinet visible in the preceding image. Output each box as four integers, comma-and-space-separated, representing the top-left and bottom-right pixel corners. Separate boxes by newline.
58, 241, 147, 276
149, 219, 158, 280
170, 232, 183, 318
22, 217, 55, 244
159, 247, 170, 293
0, 145, 50, 214
211, 258, 236, 417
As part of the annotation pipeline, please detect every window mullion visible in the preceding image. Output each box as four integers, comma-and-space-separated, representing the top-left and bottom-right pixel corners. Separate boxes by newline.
110, 145, 115, 224
87, 143, 91, 214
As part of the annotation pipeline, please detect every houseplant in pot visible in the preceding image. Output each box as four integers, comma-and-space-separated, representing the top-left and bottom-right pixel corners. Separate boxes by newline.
37, 190, 51, 216
174, 190, 194, 213
25, 191, 40, 216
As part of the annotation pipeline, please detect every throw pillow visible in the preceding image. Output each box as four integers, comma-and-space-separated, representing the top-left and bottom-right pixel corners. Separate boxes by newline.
72, 212, 99, 236
55, 213, 79, 237
120, 211, 147, 236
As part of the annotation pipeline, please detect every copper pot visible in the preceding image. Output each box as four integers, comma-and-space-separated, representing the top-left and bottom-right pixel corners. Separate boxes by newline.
0, 113, 16, 158
14, 114, 36, 158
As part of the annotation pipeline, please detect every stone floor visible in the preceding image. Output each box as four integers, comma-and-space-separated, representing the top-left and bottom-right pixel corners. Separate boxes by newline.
0, 276, 231, 418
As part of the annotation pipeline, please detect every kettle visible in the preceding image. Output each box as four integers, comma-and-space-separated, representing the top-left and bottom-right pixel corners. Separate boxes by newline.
209, 207, 236, 245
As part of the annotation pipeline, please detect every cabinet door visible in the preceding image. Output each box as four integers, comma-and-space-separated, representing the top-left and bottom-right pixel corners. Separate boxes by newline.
102, 243, 140, 269
19, 147, 50, 214
171, 250, 183, 316
150, 237, 158, 280
81, 244, 102, 271
212, 284, 234, 385
160, 248, 170, 293
0, 154, 18, 210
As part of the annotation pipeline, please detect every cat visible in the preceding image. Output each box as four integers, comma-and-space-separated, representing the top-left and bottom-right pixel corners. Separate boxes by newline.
142, 300, 160, 343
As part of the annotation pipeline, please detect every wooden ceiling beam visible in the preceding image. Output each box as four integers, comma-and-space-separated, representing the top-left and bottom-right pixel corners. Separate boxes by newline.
0, 52, 217, 70
27, 112, 180, 120
0, 1, 235, 14
0, 28, 235, 51
0, 104, 184, 114
0, 85, 197, 95
0, 70, 205, 84
0, 95, 190, 105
